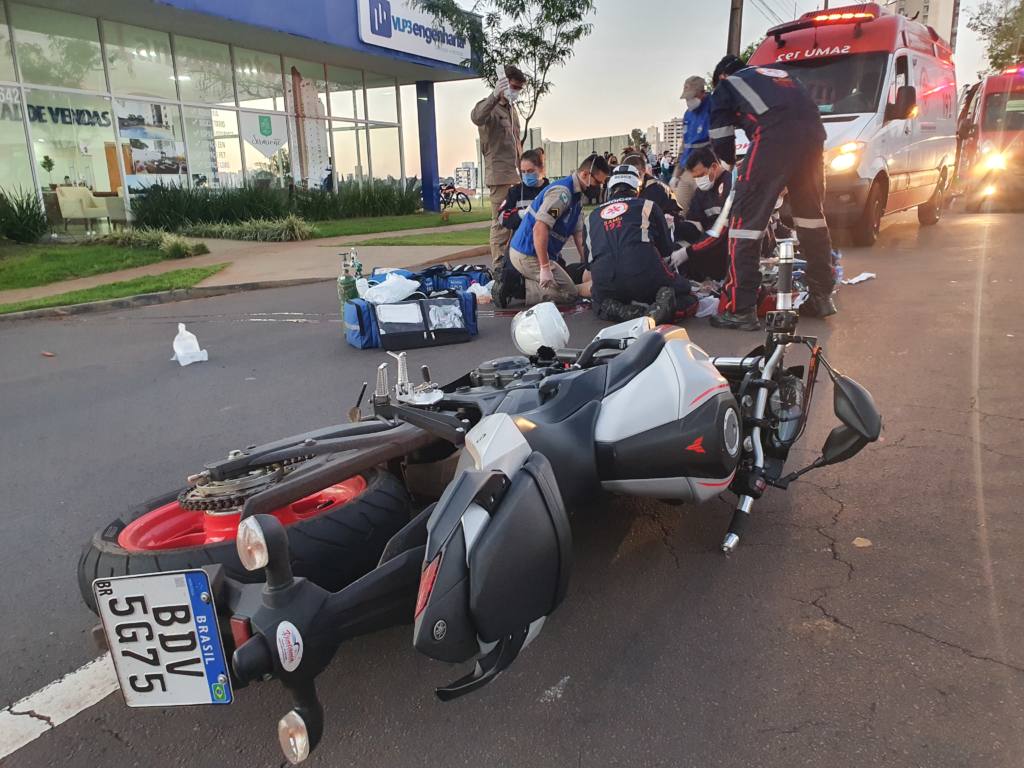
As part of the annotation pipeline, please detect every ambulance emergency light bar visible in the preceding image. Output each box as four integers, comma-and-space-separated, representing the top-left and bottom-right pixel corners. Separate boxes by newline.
768, 3, 880, 44
1002, 65, 1024, 75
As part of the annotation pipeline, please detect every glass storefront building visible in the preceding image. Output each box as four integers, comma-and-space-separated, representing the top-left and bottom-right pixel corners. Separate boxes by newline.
0, 0, 473, 214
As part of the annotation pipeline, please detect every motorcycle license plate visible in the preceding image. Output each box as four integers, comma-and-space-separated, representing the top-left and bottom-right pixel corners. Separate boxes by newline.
93, 570, 233, 707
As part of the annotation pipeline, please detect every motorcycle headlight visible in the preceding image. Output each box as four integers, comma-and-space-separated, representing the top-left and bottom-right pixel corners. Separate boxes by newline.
828, 141, 863, 173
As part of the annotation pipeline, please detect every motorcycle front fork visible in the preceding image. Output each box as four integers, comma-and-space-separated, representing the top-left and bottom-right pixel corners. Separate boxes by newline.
721, 342, 786, 553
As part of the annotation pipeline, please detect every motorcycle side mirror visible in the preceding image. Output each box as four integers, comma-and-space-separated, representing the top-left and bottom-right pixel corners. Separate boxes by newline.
820, 424, 869, 465
832, 374, 882, 442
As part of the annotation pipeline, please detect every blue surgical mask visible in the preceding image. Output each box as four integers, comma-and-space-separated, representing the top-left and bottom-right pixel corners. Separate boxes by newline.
522, 172, 540, 187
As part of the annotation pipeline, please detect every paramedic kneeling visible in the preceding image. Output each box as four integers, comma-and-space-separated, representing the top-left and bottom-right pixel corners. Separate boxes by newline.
586, 164, 696, 325
509, 154, 610, 304
708, 54, 836, 331
671, 146, 731, 282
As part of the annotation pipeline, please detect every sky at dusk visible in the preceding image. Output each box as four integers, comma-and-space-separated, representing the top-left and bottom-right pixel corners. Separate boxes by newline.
398, 0, 991, 179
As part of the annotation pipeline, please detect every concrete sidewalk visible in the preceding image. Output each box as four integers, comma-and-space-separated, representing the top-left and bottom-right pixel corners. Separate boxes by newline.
0, 221, 490, 307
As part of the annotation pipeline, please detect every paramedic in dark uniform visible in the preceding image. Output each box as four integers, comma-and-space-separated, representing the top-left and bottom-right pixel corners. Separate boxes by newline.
708, 54, 836, 330
671, 146, 731, 282
585, 165, 695, 325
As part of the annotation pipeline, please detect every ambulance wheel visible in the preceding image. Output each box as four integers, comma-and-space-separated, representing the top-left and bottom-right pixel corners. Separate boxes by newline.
918, 176, 944, 225
851, 183, 884, 246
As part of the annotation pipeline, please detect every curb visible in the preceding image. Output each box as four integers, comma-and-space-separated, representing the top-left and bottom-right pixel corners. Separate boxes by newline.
0, 246, 492, 323
0, 277, 331, 323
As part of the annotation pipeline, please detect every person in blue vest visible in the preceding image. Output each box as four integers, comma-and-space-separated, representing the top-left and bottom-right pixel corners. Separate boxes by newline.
509, 154, 611, 304
670, 75, 713, 215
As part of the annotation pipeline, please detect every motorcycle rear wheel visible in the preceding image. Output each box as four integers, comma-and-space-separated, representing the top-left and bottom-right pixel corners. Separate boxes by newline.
77, 468, 412, 613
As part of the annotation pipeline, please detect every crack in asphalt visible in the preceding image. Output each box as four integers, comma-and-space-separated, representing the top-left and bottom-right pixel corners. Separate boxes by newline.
757, 718, 830, 735
643, 508, 680, 569
883, 621, 1024, 675
6, 706, 55, 728
791, 591, 857, 632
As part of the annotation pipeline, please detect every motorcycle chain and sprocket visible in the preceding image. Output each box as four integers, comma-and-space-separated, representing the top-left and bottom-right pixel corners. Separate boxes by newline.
177, 454, 313, 512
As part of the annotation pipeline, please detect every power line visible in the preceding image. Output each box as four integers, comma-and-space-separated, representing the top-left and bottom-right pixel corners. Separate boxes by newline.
749, 0, 785, 26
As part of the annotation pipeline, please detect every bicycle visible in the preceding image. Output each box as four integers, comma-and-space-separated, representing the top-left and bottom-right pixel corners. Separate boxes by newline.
440, 184, 472, 213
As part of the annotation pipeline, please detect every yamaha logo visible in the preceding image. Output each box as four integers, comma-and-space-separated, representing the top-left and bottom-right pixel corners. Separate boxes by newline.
433, 620, 447, 641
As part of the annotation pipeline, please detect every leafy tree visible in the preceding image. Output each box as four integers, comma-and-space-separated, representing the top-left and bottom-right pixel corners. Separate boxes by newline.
630, 127, 647, 147
40, 155, 55, 184
968, 0, 1024, 73
412, 0, 596, 134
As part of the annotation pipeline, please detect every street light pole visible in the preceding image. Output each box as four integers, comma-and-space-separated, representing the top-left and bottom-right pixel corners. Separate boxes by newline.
728, 0, 743, 55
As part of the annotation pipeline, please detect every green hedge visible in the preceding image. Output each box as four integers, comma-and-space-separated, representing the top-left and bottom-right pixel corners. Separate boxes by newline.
0, 188, 49, 243
131, 179, 421, 230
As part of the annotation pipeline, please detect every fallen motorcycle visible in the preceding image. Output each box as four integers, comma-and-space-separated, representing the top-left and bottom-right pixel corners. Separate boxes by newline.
82, 247, 881, 763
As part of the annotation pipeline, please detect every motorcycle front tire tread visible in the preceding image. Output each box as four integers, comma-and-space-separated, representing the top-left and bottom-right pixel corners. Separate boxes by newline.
77, 469, 412, 613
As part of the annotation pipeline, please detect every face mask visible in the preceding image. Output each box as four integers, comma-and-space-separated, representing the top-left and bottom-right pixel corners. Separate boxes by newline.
695, 174, 713, 192
507, 87, 521, 103
686, 97, 701, 111
522, 172, 540, 187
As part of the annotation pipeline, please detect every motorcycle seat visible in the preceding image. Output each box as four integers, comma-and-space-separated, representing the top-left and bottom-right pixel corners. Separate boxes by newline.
604, 331, 666, 396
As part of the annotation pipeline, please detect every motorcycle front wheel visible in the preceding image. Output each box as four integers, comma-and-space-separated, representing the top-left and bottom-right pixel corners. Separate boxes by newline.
77, 468, 412, 613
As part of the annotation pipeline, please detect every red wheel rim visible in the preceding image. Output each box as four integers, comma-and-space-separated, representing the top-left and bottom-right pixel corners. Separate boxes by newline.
117, 476, 368, 552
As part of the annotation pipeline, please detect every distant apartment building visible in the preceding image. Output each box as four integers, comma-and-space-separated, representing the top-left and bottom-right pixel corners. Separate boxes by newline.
662, 117, 684, 155
645, 124, 662, 154
454, 161, 478, 190
895, 0, 961, 49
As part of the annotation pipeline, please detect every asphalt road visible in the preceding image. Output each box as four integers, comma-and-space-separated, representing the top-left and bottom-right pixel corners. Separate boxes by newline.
1, 210, 1022, 767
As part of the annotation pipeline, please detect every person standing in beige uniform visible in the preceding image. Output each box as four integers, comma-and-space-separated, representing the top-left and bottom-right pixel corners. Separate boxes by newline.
471, 65, 527, 269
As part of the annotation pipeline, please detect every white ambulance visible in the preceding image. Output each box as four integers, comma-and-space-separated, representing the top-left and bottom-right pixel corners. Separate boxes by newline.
748, 3, 957, 245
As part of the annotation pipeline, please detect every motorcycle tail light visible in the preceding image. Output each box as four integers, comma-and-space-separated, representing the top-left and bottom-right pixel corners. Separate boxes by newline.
230, 616, 253, 648
415, 554, 442, 619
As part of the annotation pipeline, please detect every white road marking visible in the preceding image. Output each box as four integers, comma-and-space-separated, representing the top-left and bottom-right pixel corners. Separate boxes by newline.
0, 654, 117, 760
539, 675, 570, 703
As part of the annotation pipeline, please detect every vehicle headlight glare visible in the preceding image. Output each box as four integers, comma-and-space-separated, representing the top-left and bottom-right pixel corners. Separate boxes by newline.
830, 152, 859, 172
983, 152, 1007, 171
237, 517, 269, 571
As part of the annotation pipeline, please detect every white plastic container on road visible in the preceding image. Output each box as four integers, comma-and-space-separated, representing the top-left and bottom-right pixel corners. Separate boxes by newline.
171, 323, 208, 366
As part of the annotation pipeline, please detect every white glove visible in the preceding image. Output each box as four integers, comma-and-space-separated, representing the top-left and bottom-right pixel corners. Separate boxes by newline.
669, 245, 689, 270
493, 76, 509, 99
538, 264, 556, 289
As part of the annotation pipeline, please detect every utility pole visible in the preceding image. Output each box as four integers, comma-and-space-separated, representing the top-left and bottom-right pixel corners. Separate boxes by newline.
728, 0, 743, 55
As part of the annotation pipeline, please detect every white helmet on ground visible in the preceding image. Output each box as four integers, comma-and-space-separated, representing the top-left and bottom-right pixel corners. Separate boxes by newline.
511, 302, 570, 355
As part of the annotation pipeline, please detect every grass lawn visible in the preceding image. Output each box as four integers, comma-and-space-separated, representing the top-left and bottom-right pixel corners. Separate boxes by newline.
311, 207, 492, 238
0, 264, 226, 315
352, 228, 490, 247
0, 242, 168, 290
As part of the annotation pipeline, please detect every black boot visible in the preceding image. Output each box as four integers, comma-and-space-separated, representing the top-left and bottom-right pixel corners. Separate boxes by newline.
491, 276, 510, 308
709, 308, 761, 331
799, 294, 837, 318
648, 287, 677, 325
598, 298, 648, 322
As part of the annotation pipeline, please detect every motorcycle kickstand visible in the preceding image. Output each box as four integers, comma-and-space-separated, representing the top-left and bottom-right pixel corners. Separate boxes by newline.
721, 496, 754, 553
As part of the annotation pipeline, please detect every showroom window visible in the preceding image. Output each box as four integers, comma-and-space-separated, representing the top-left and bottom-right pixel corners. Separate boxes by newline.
235, 47, 284, 112
183, 106, 242, 188
174, 36, 235, 106
364, 72, 398, 123
0, 84, 32, 191
26, 89, 116, 192
368, 124, 401, 182
0, 2, 404, 195
0, 8, 15, 82
327, 65, 363, 120
331, 122, 367, 185
114, 98, 186, 191
240, 110, 289, 188
102, 21, 175, 100
9, 3, 105, 91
